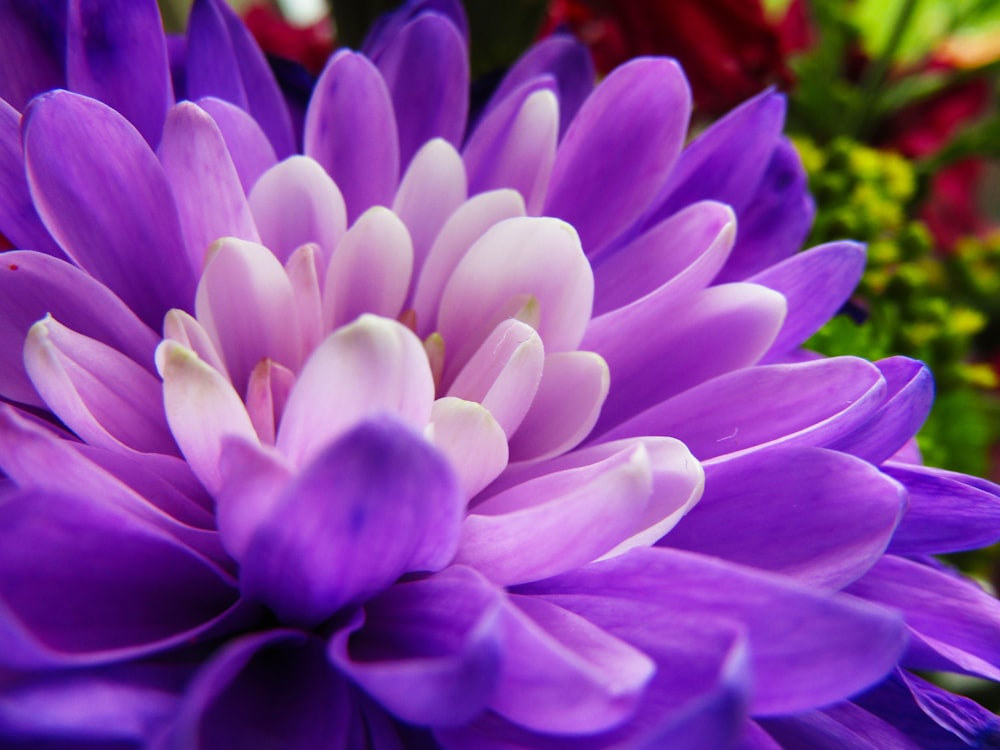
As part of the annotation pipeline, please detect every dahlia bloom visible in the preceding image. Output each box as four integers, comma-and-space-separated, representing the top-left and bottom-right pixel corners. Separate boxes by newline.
1, 1, 1000, 748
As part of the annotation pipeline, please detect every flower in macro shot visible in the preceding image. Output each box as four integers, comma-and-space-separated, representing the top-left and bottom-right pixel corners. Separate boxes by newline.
3, 1, 1000, 748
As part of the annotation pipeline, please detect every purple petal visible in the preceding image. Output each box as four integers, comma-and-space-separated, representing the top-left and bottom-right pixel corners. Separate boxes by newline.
829, 356, 933, 465
285, 244, 325, 355
24, 316, 177, 456
714, 138, 815, 283
157, 339, 259, 495
167, 630, 357, 749
522, 546, 907, 715
0, 250, 160, 408
242, 416, 463, 627
457, 443, 653, 586
323, 206, 413, 327
330, 566, 503, 726
664, 446, 905, 589
640, 89, 785, 230
0, 487, 238, 668
185, 0, 294, 157
163, 308, 229, 379
194, 237, 303, 394
371, 12, 469, 168
412, 188, 525, 338
586, 283, 786, 435
753, 241, 866, 358
305, 51, 399, 223
0, 99, 61, 256
437, 217, 593, 383
66, 0, 173, 146
197, 96, 278, 193
23, 90, 195, 328
463, 82, 559, 215
245, 358, 294, 445
491, 593, 655, 734
0, 661, 189, 746
508, 351, 609, 461
847, 555, 1000, 680
592, 200, 736, 316
363, 0, 468, 60
601, 356, 886, 460
487, 35, 595, 139
0, 1, 66, 111
158, 101, 260, 270
276, 315, 434, 467
543, 58, 691, 255
884, 463, 1000, 554
760, 702, 928, 750
249, 155, 347, 265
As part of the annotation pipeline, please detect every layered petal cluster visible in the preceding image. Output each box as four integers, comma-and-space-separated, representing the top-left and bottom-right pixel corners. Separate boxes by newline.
2, 1, 1000, 748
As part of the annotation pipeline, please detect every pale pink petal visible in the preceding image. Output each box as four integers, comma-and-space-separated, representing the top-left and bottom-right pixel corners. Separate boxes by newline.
447, 319, 544, 438
156, 340, 259, 495
391, 138, 467, 292
456, 444, 653, 585
162, 309, 228, 379
411, 189, 525, 338
245, 358, 295, 446
428, 397, 509, 500
248, 155, 347, 264
508, 351, 609, 462
195, 237, 303, 394
24, 317, 176, 456
323, 207, 413, 329
276, 315, 434, 467
437, 217, 593, 382
284, 243, 325, 355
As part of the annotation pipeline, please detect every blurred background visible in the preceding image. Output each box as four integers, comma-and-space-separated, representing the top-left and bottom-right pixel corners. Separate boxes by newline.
161, 0, 1000, 707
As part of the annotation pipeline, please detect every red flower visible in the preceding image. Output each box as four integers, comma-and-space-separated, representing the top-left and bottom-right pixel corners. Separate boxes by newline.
543, 0, 811, 114
243, 3, 335, 75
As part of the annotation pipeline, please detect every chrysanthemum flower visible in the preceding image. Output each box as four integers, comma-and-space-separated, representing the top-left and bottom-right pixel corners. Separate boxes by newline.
1, 1, 1000, 748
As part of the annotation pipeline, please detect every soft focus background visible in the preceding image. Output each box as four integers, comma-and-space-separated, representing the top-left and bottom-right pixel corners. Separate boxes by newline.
160, 0, 1000, 707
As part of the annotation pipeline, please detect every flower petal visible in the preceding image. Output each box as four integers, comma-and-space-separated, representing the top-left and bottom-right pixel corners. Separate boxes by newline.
753, 241, 867, 358
158, 100, 260, 270
587, 283, 786, 435
437, 216, 593, 381
330, 566, 503, 726
0, 487, 238, 668
156, 339, 259, 495
24, 316, 177, 456
66, 0, 172, 146
23, 90, 195, 328
0, 250, 159, 408
197, 96, 277, 193
242, 416, 463, 627
665, 446, 905, 589
592, 200, 736, 316
429, 397, 509, 499
185, 0, 294, 157
0, 1, 66, 111
544, 58, 691, 255
508, 351, 609, 462
371, 12, 469, 168
248, 155, 347, 265
412, 188, 525, 338
392, 138, 467, 287
276, 315, 434, 467
305, 50, 399, 222
194, 237, 303, 393
847, 555, 1000, 680
167, 630, 357, 749
601, 356, 887, 459
323, 206, 413, 328
458, 444, 653, 586
523, 546, 907, 715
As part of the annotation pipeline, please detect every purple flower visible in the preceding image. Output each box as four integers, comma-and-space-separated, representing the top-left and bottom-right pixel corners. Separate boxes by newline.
1, 0, 1000, 747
